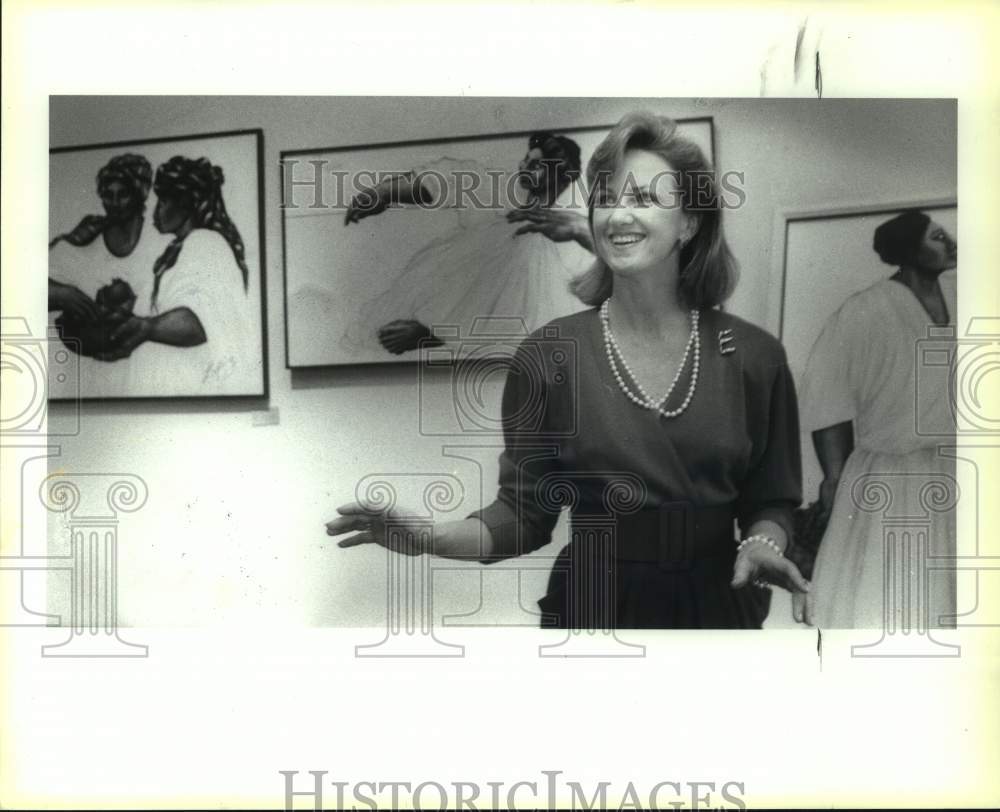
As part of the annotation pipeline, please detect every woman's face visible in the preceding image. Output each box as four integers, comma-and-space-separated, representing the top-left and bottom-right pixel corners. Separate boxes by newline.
153, 194, 190, 234
518, 145, 566, 197
100, 179, 137, 221
913, 219, 958, 273
591, 149, 694, 277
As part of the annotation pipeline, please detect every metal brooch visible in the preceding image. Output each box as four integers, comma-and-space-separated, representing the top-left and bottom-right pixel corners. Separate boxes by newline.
719, 328, 735, 355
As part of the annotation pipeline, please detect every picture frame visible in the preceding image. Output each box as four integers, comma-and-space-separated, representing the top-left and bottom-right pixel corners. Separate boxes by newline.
281, 116, 715, 369
768, 197, 958, 499
48, 128, 268, 401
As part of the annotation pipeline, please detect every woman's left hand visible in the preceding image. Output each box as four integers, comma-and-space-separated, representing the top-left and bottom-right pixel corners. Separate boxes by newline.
730, 541, 811, 594
94, 316, 152, 361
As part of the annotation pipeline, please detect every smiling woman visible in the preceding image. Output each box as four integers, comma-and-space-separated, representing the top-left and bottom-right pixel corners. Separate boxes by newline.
573, 115, 736, 312
329, 111, 809, 630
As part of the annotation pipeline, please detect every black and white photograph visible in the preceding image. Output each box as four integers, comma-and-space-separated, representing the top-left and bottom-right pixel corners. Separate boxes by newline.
2, 2, 998, 811
34, 96, 965, 637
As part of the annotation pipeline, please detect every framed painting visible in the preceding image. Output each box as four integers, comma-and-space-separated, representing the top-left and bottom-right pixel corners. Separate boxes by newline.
281, 117, 715, 368
768, 198, 958, 500
48, 128, 268, 400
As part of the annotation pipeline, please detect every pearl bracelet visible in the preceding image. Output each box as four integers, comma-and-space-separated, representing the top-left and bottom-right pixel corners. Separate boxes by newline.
736, 534, 783, 557
736, 535, 783, 589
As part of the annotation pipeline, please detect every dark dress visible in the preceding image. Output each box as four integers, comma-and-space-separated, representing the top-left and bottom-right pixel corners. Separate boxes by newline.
468, 307, 802, 629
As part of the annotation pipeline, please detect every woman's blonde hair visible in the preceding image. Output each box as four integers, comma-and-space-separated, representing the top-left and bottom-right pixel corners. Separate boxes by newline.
570, 111, 738, 309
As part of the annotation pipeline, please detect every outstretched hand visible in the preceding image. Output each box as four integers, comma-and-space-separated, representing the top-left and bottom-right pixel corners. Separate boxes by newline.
506, 207, 589, 245
344, 182, 390, 225
730, 542, 811, 595
326, 501, 431, 556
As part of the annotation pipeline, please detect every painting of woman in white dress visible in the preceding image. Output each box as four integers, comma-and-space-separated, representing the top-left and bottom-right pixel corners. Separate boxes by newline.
794, 209, 958, 629
100, 156, 256, 395
48, 153, 153, 357
340, 132, 594, 357
48, 130, 266, 399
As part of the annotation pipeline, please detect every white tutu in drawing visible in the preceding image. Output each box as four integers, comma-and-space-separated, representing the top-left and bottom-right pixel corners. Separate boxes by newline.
343, 210, 590, 355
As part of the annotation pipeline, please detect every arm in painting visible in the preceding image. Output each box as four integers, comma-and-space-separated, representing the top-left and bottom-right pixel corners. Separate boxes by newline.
145, 307, 208, 347
507, 207, 594, 252
344, 171, 435, 225
49, 278, 100, 322
95, 307, 207, 361
812, 420, 854, 520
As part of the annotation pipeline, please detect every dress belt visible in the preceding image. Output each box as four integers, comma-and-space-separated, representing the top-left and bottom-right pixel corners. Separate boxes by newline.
569, 502, 736, 572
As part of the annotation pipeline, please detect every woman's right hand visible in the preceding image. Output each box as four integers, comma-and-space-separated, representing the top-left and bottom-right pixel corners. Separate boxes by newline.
325, 501, 431, 556
792, 591, 816, 625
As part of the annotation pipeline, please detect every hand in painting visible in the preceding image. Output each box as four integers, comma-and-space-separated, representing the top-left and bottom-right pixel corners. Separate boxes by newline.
730, 540, 811, 595
506, 207, 593, 251
94, 306, 208, 362
344, 179, 392, 225
344, 173, 432, 226
326, 500, 431, 557
54, 277, 137, 358
376, 319, 444, 354
49, 279, 100, 323
94, 315, 153, 362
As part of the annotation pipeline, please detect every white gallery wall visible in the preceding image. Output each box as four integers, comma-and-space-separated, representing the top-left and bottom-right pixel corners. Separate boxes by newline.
44, 96, 957, 627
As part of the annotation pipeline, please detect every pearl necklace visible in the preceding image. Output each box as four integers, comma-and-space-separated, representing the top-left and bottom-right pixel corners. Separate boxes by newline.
600, 298, 700, 418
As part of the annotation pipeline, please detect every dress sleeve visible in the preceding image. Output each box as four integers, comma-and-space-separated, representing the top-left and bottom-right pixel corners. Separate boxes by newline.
467, 340, 565, 563
409, 157, 488, 209
157, 232, 249, 342
47, 240, 94, 289
151, 231, 253, 393
798, 301, 860, 433
735, 344, 803, 542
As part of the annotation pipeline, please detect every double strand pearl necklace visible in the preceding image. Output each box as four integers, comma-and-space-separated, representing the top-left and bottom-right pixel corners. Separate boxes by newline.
600, 298, 700, 418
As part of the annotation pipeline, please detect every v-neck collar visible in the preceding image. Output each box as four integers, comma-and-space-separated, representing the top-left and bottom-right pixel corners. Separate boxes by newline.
887, 274, 953, 326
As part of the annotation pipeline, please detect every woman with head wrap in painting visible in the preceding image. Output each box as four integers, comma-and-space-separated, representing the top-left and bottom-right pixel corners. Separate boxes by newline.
795, 208, 958, 628
88, 155, 253, 395
50, 152, 153, 255
48, 153, 153, 331
149, 156, 250, 304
